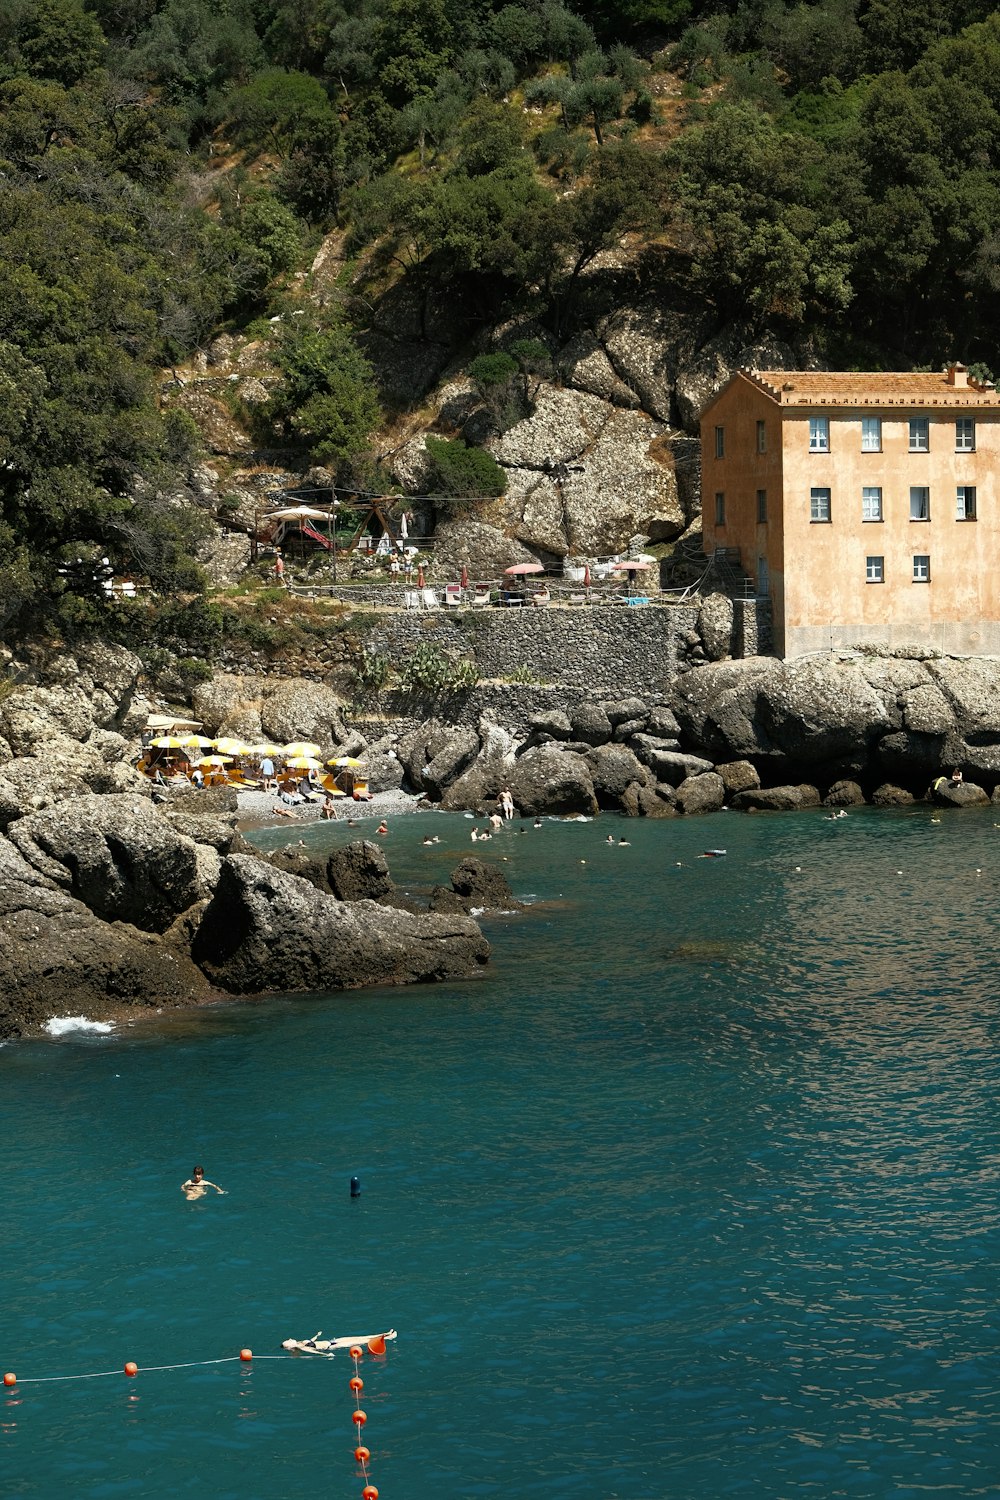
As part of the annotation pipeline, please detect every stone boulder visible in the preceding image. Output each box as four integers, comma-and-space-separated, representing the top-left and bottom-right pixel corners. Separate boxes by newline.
929, 778, 989, 807
872, 784, 915, 807
526, 709, 573, 743
506, 745, 598, 816
325, 840, 398, 903
634, 744, 714, 786
0, 684, 97, 756
8, 794, 202, 933
585, 744, 648, 806
674, 324, 799, 431
420, 727, 480, 800
432, 519, 537, 579
429, 857, 523, 915
191, 855, 489, 993
261, 679, 347, 751
731, 784, 821, 812
634, 783, 678, 817
570, 702, 613, 746
646, 705, 682, 739
191, 674, 263, 735
489, 384, 684, 557
698, 593, 735, 661
823, 780, 864, 807
0, 832, 211, 1039
675, 771, 725, 815
599, 697, 649, 727
717, 760, 760, 796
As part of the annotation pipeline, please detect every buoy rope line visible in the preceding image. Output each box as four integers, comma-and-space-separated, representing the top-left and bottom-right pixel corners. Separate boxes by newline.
4, 1351, 285, 1386
348, 1337, 386, 1500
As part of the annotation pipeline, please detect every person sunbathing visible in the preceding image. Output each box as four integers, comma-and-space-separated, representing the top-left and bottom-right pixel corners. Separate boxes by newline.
281, 1330, 397, 1356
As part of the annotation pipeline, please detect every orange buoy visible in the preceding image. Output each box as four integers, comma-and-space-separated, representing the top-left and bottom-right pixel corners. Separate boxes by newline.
352, 1409, 367, 1427
362, 1487, 378, 1500
239, 1349, 253, 1362
367, 1335, 386, 1355
349, 1376, 364, 1392
354, 1446, 370, 1464
3, 1373, 16, 1387
349, 1345, 363, 1361
124, 1362, 138, 1378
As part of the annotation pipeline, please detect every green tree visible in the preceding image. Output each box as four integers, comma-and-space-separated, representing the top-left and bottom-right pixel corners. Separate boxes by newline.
268, 321, 381, 468
424, 436, 506, 511
17, 0, 106, 86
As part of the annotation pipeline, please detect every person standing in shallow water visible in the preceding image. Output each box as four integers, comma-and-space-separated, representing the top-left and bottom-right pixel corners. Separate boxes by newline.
181, 1166, 225, 1200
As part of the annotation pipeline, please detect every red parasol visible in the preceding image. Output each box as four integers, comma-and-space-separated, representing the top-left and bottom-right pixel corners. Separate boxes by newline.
504, 562, 545, 575
417, 564, 425, 588
460, 564, 469, 590
583, 565, 591, 589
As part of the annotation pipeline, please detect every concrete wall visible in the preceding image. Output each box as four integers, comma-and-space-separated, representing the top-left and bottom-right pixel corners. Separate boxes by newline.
364, 603, 697, 698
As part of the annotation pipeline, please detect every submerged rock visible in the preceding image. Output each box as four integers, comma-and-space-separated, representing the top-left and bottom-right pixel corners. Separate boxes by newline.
429, 857, 523, 915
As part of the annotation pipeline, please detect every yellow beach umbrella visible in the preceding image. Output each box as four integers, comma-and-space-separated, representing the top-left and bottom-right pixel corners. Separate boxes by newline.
150, 735, 187, 749
250, 743, 283, 758
284, 740, 322, 758
179, 734, 215, 749
214, 738, 250, 756
329, 755, 364, 768
201, 754, 233, 766
285, 755, 323, 771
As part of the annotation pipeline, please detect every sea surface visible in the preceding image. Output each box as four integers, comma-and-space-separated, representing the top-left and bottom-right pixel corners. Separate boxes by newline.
3, 805, 1000, 1498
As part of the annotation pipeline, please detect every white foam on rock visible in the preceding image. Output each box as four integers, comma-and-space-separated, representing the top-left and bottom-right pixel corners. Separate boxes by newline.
45, 1016, 116, 1037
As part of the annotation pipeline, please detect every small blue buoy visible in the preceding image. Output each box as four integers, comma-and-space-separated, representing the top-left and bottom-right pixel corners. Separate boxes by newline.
350, 1176, 361, 1198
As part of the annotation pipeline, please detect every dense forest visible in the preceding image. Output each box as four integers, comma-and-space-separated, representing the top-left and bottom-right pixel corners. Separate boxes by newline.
3, 0, 1000, 641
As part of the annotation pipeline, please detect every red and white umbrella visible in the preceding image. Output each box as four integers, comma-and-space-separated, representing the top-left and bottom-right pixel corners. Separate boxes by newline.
504, 562, 545, 575
583, 565, 591, 589
417, 564, 426, 588
460, 564, 469, 590
611, 559, 652, 571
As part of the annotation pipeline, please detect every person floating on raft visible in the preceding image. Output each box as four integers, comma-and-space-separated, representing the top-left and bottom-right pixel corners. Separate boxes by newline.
281, 1330, 397, 1357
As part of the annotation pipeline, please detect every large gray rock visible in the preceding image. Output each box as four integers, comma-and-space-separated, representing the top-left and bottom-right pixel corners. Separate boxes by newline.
506, 745, 598, 816
429, 856, 523, 915
698, 593, 735, 660
0, 684, 96, 755
731, 784, 821, 812
325, 840, 398, 903
191, 855, 489, 993
432, 519, 537, 579
0, 833, 210, 1039
8, 794, 202, 933
191, 674, 262, 735
261, 679, 347, 750
634, 744, 714, 786
823, 780, 864, 807
675, 771, 725, 815
527, 709, 573, 742
717, 760, 760, 795
929, 777, 989, 807
570, 702, 613, 746
489, 385, 684, 557
599, 697, 649, 727
585, 744, 648, 806
420, 727, 480, 800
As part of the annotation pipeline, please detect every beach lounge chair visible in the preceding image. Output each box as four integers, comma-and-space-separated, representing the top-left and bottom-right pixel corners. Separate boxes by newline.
444, 583, 462, 608
471, 584, 491, 608
421, 588, 440, 610
531, 589, 551, 607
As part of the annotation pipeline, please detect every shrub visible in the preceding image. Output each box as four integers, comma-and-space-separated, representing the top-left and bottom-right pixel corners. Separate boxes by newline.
424, 437, 506, 517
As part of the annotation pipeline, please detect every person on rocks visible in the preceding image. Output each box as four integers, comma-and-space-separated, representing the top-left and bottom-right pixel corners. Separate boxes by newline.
499, 788, 515, 819
182, 1165, 226, 1200
274, 549, 286, 587
321, 794, 338, 820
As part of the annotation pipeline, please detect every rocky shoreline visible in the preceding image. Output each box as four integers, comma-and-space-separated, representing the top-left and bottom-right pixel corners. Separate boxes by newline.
3, 637, 1000, 1037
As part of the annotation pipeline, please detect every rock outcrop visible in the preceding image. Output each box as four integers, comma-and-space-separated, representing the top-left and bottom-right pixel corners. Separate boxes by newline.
429, 856, 523, 915
191, 855, 489, 993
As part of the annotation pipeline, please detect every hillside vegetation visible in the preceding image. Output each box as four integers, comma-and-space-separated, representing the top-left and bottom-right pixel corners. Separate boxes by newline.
3, 0, 1000, 647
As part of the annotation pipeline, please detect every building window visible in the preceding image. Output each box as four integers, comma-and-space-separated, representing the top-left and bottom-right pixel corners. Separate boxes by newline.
756, 420, 767, 454
714, 425, 725, 458
913, 554, 931, 583
910, 486, 930, 520
862, 486, 883, 521
909, 417, 929, 452
809, 416, 829, 452
956, 485, 977, 520
866, 556, 884, 583
756, 488, 767, 523
810, 487, 831, 522
714, 491, 726, 525
956, 417, 975, 451
861, 416, 882, 452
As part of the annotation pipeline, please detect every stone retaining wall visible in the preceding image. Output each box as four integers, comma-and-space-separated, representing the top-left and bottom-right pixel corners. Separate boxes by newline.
363, 604, 698, 698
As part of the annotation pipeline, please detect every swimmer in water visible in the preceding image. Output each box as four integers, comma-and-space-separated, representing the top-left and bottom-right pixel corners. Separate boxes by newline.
376, 821, 388, 835
533, 817, 543, 828
618, 838, 631, 846
181, 1165, 226, 1200
606, 834, 615, 844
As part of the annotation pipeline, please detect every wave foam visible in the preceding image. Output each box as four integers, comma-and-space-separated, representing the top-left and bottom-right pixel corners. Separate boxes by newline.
45, 1016, 116, 1037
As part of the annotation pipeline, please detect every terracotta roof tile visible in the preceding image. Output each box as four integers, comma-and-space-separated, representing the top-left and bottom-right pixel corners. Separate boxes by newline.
746, 368, 1000, 408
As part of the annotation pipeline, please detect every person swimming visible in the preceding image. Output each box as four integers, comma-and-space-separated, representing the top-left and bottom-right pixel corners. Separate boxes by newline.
181, 1165, 226, 1200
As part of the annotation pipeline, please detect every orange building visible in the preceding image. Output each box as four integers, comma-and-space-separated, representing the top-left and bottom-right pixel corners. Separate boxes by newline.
699, 365, 1000, 657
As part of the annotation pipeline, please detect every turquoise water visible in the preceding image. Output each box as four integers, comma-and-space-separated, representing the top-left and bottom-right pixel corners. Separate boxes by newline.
4, 806, 1000, 1498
